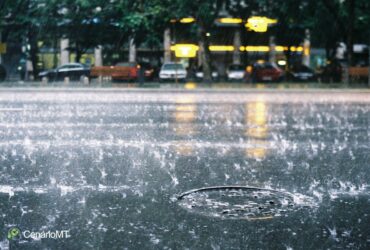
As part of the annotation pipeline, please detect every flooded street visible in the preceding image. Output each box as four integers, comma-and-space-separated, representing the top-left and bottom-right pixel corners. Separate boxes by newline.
0, 89, 369, 249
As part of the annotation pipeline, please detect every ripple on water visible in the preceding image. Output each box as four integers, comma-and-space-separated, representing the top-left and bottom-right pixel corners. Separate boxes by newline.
177, 186, 316, 220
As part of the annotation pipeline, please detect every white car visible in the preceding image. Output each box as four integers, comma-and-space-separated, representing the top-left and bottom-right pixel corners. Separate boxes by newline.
159, 63, 187, 82
227, 64, 246, 81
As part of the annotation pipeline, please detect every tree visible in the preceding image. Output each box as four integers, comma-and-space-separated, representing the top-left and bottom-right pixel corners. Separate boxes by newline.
171, 0, 227, 82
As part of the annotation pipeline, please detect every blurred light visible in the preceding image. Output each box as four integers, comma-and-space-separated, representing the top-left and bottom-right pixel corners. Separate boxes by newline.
171, 44, 199, 58
209, 45, 234, 52
289, 46, 304, 52
245, 100, 269, 159
206, 32, 211, 37
246, 66, 253, 73
277, 60, 287, 66
174, 96, 197, 139
246, 140, 268, 159
218, 18, 243, 24
304, 47, 310, 56
180, 17, 195, 23
245, 46, 269, 52
170, 44, 304, 54
246, 16, 277, 32
184, 82, 197, 89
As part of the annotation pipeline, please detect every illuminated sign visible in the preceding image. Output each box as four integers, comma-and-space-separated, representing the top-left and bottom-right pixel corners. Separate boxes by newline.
170, 44, 306, 54
171, 44, 199, 58
246, 16, 277, 32
217, 18, 243, 24
209, 45, 234, 52
180, 17, 195, 24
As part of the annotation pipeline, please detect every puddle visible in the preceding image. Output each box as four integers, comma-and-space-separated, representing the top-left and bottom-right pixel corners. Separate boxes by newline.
177, 186, 314, 220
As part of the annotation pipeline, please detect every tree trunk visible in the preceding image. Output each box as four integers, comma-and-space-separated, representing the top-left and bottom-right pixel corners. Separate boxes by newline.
28, 32, 39, 80
61, 39, 70, 65
198, 22, 212, 83
163, 28, 171, 63
347, 0, 355, 66
129, 38, 136, 63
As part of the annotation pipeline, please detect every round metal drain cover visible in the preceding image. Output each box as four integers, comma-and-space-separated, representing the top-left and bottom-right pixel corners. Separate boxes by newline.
177, 186, 298, 220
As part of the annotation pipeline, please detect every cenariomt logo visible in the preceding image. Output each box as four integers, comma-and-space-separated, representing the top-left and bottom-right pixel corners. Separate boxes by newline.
7, 227, 71, 241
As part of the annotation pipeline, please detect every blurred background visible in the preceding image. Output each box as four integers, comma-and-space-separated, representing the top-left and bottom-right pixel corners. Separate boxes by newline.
0, 0, 369, 85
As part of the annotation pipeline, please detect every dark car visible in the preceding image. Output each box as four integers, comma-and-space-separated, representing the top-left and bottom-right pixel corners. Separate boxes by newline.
287, 64, 316, 82
39, 63, 90, 81
195, 66, 219, 81
250, 62, 284, 82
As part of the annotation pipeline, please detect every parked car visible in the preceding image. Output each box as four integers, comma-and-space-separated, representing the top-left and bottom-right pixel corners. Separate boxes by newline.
39, 63, 90, 81
159, 63, 187, 82
195, 66, 219, 81
251, 62, 284, 82
286, 64, 316, 82
139, 62, 157, 81
91, 62, 140, 81
226, 64, 246, 81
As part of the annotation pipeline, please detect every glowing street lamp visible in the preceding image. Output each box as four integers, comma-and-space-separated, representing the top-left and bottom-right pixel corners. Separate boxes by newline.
246, 16, 277, 32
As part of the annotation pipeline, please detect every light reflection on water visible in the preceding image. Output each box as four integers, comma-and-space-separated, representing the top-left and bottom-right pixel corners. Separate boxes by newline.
0, 91, 369, 249
245, 99, 269, 159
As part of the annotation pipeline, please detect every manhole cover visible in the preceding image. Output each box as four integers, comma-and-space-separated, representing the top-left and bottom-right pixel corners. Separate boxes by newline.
177, 186, 303, 220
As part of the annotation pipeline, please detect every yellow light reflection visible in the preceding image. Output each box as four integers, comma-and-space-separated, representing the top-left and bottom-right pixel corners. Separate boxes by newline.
173, 96, 197, 155
246, 140, 268, 159
245, 100, 269, 158
184, 82, 197, 89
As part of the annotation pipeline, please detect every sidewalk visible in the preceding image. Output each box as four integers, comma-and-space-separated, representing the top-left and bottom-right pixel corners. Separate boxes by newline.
1, 80, 370, 90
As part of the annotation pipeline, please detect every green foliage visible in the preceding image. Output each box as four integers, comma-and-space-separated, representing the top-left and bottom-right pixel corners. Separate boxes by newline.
0, 0, 369, 62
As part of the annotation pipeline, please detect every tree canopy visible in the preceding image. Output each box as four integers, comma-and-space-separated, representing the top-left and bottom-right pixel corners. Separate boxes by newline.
0, 0, 369, 74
